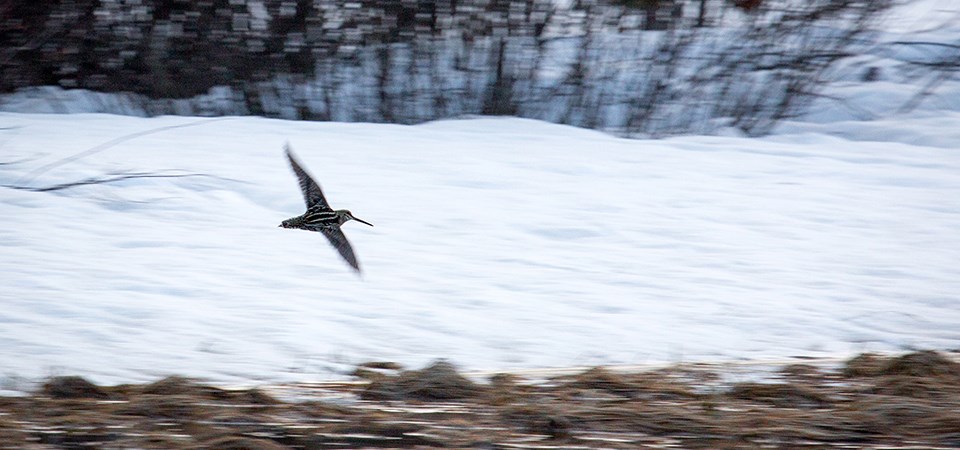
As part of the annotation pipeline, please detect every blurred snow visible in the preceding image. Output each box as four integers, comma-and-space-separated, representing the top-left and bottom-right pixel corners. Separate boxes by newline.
884, 0, 959, 32
0, 112, 958, 385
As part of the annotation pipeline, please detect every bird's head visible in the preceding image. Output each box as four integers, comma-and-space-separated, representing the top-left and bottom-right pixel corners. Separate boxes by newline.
341, 210, 373, 227
279, 219, 295, 228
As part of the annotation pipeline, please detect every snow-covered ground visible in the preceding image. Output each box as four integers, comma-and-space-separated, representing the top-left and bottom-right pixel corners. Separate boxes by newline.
1, 107, 959, 386
1, 0, 958, 387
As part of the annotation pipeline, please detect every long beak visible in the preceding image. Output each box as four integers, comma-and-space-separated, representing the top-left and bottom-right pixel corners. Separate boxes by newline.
353, 217, 373, 227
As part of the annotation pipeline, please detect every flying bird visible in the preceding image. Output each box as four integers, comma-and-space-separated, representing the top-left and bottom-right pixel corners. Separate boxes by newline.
280, 144, 372, 272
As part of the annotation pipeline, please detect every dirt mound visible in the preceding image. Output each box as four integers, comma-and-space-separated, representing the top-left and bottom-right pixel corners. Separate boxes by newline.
559, 367, 700, 401
361, 360, 483, 401
728, 381, 831, 408
883, 350, 960, 378
41, 376, 112, 399
844, 350, 960, 379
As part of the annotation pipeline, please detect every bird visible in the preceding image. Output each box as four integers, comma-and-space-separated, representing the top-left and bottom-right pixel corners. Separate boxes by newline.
279, 144, 372, 272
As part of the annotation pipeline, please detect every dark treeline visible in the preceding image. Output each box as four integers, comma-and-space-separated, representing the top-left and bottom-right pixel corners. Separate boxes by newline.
1, 0, 891, 136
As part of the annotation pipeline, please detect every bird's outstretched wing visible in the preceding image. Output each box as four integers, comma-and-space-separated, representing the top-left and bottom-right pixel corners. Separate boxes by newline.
321, 228, 361, 272
285, 144, 330, 209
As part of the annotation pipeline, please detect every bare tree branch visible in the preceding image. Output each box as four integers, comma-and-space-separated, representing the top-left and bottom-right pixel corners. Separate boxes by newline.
3, 171, 243, 192
18, 117, 234, 185
882, 40, 960, 113
889, 41, 960, 50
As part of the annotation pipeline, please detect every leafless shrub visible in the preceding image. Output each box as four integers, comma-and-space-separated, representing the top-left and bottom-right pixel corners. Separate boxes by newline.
3, 0, 894, 137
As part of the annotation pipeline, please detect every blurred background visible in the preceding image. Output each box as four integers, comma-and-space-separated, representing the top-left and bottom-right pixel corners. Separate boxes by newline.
4, 0, 955, 137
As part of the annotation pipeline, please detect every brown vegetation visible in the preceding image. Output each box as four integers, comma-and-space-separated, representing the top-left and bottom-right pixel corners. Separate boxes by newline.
2, 351, 959, 448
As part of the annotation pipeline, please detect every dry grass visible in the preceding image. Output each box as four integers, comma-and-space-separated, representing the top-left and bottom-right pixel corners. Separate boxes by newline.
2, 351, 960, 448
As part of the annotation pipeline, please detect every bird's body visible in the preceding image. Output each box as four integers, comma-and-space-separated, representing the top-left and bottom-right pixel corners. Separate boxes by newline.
282, 207, 355, 231
280, 145, 372, 272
